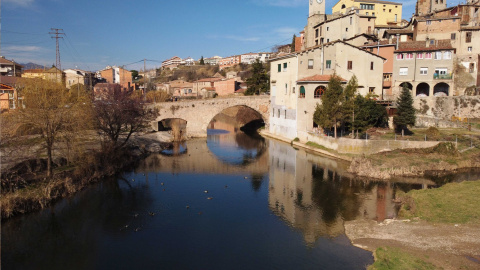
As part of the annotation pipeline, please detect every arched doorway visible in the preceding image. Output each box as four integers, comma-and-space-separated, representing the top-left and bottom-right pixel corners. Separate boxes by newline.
416, 83, 430, 97
433, 83, 449, 97
314, 86, 326, 99
399, 82, 413, 91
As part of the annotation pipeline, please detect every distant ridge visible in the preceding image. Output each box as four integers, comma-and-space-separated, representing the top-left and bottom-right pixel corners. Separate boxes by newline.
20, 62, 47, 70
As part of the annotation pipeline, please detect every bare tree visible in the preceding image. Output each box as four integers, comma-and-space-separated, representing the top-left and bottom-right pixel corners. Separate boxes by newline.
12, 78, 93, 177
94, 86, 159, 150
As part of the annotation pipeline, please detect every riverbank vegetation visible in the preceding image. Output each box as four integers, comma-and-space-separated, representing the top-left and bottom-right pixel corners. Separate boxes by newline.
1, 80, 161, 219
397, 180, 480, 224
369, 247, 438, 270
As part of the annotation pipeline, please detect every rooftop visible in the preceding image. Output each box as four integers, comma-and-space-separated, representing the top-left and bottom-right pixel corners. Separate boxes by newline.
297, 75, 347, 83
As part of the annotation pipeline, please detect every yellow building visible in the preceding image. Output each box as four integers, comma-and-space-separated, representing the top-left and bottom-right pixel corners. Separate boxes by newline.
332, 0, 402, 26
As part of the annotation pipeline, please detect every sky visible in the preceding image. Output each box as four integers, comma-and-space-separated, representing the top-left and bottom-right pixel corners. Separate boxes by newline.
2, 0, 420, 72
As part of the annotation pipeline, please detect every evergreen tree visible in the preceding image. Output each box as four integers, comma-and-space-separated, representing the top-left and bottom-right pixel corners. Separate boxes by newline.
245, 59, 269, 95
342, 75, 358, 130
394, 84, 416, 133
353, 95, 388, 132
199, 56, 205, 65
291, 34, 297, 52
313, 74, 344, 138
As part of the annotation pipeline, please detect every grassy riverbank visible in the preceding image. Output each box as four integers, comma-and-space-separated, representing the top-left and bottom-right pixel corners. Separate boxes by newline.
358, 180, 480, 270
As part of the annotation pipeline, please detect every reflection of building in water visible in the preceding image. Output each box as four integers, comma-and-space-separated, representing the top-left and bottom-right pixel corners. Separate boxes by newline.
268, 140, 398, 245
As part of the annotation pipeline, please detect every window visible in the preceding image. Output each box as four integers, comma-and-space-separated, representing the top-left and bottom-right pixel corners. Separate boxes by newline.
314, 86, 325, 98
468, 46, 472, 52
347, 61, 353, 70
360, 4, 374, 10
435, 68, 448, 76
278, 109, 280, 118
370, 62, 374, 70
420, 67, 428, 75
466, 32, 472, 43
315, 29, 319, 38
299, 86, 305, 98
383, 9, 385, 12
406, 53, 414, 60
389, 9, 392, 12
417, 53, 424, 59
346, 27, 348, 32
396, 53, 404, 60
369, 87, 375, 94
308, 59, 314, 69
470, 63, 475, 73
350, 17, 353, 25
434, 51, 442, 60
426, 20, 432, 25
451, 33, 456, 40
372, 12, 375, 16
283, 63, 288, 72
285, 110, 287, 119
293, 87, 295, 93
366, 12, 369, 16
285, 84, 288, 94
399, 67, 408, 75
326, 60, 331, 69
444, 51, 452, 59
278, 64, 281, 72
395, 14, 397, 22
425, 52, 432, 59
326, 27, 329, 31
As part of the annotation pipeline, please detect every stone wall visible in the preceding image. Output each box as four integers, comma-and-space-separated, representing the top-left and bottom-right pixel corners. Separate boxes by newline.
298, 131, 440, 155
151, 96, 270, 137
414, 96, 480, 125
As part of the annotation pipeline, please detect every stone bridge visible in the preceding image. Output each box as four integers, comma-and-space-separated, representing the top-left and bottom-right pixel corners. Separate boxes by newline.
151, 96, 270, 137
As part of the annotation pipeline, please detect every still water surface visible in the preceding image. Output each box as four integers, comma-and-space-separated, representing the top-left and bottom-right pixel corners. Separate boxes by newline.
4, 122, 478, 269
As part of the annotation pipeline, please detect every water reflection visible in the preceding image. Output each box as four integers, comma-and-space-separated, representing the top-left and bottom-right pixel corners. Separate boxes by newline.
267, 140, 423, 245
207, 119, 267, 166
160, 141, 187, 156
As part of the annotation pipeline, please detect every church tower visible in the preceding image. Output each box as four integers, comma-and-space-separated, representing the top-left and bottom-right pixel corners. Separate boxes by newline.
304, 0, 327, 49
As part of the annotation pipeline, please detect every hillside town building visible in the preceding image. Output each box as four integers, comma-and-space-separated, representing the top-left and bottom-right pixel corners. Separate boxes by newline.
100, 66, 133, 91
332, 0, 403, 26
0, 57, 23, 77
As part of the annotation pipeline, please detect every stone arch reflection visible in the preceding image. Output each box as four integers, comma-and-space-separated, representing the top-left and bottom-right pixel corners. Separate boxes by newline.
207, 106, 267, 166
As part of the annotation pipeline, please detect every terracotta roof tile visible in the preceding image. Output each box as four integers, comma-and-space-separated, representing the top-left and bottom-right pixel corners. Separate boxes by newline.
395, 40, 454, 52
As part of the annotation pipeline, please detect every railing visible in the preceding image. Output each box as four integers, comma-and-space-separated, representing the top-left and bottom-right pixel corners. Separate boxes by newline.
433, 73, 453, 80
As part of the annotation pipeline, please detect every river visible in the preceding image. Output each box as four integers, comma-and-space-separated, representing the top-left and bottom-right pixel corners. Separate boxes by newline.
3, 121, 479, 269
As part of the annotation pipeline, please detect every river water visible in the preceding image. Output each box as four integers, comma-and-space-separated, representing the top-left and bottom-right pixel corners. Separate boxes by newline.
3, 122, 479, 269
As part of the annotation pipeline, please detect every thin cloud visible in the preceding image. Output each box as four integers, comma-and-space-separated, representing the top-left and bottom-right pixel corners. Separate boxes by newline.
3, 45, 43, 52
274, 27, 302, 39
225, 35, 260, 42
3, 0, 35, 8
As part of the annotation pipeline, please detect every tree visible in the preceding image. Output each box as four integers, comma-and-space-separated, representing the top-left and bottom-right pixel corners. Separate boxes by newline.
245, 59, 269, 95
394, 84, 416, 133
199, 56, 205, 65
131, 70, 139, 80
291, 34, 297, 52
342, 75, 358, 133
352, 95, 388, 132
13, 78, 92, 177
313, 74, 344, 138
94, 86, 159, 150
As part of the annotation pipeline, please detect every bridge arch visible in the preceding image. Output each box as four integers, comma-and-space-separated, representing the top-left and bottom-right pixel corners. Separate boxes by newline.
206, 105, 265, 134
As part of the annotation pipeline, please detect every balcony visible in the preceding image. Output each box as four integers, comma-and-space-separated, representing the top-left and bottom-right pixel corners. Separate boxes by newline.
383, 81, 392, 88
433, 73, 453, 80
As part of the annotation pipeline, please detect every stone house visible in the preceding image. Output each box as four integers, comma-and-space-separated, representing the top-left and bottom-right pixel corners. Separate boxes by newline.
393, 40, 455, 97
22, 67, 65, 85
64, 69, 94, 90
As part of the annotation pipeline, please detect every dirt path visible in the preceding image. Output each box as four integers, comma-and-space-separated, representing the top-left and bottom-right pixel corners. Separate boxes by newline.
345, 219, 480, 269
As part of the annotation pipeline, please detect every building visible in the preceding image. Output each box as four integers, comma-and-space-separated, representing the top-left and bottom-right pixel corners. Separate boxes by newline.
182, 57, 196, 66
416, 0, 447, 16
93, 83, 123, 100
0, 57, 23, 77
161, 56, 183, 70
22, 66, 65, 85
240, 53, 272, 64
204, 56, 223, 65
64, 69, 94, 89
0, 76, 20, 112
312, 12, 376, 46
100, 66, 133, 91
332, 0, 403, 26
393, 40, 455, 97
361, 40, 397, 100
218, 55, 241, 69
269, 1, 386, 140
193, 77, 242, 97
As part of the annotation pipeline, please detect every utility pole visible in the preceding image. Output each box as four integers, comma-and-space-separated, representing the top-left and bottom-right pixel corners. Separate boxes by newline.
49, 28, 65, 82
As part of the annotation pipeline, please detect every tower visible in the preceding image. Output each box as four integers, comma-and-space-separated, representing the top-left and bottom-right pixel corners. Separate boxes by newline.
305, 0, 326, 49
416, 0, 447, 16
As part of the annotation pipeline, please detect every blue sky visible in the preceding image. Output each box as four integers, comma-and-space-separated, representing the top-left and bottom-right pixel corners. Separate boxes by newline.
2, 0, 418, 72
